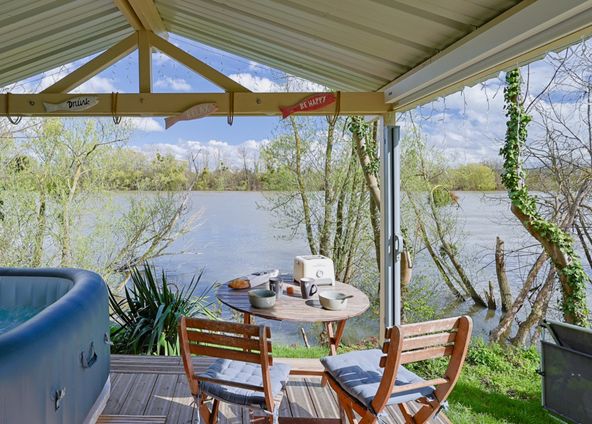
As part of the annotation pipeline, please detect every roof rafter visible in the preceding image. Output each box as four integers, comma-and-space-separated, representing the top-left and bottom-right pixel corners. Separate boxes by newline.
42, 33, 138, 94
148, 32, 250, 93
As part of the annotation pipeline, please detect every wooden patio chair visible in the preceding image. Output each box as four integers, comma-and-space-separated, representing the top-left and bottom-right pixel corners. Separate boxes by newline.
322, 316, 472, 424
179, 317, 291, 424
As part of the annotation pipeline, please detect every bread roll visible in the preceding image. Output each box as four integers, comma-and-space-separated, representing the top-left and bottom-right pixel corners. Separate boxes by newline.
229, 278, 250, 290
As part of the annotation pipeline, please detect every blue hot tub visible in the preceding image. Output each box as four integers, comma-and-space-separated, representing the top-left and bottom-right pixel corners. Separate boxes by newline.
0, 268, 110, 423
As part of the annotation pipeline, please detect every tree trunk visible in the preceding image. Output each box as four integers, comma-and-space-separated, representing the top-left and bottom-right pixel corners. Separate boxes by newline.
32, 191, 47, 267
484, 281, 497, 310
575, 212, 592, 269
490, 251, 548, 343
342, 180, 365, 284
290, 117, 316, 254
428, 193, 486, 306
408, 194, 466, 300
501, 68, 589, 326
319, 119, 335, 256
369, 195, 381, 272
352, 124, 380, 206
495, 237, 513, 313
511, 204, 586, 324
351, 120, 381, 274
512, 267, 556, 346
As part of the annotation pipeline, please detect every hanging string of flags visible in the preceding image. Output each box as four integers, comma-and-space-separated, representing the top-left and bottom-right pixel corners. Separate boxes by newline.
0, 91, 356, 129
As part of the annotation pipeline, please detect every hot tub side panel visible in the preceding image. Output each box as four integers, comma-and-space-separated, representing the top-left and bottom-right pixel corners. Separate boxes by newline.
0, 268, 110, 424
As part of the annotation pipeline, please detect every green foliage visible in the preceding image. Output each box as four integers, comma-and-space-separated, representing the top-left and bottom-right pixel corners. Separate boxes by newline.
150, 153, 188, 190
348, 116, 379, 177
431, 185, 455, 207
275, 339, 552, 423
401, 277, 438, 323
446, 340, 550, 424
501, 68, 589, 326
448, 163, 497, 191
109, 263, 218, 355
103, 149, 189, 191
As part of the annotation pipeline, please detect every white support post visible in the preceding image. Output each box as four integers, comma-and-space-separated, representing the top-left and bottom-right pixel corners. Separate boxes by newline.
379, 113, 401, 339
391, 123, 402, 327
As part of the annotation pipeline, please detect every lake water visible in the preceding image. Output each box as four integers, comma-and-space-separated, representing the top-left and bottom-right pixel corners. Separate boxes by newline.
147, 191, 591, 344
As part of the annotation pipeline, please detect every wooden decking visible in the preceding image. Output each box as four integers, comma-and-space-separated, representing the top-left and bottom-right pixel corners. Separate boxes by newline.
102, 355, 450, 424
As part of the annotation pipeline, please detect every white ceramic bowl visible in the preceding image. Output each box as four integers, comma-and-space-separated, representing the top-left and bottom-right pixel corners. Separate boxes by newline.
319, 291, 350, 311
248, 289, 276, 309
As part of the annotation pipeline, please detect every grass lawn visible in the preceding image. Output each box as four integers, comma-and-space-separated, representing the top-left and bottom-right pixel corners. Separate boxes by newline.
274, 340, 559, 424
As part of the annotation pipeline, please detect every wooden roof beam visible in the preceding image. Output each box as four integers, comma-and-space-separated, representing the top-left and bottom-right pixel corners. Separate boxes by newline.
114, 0, 168, 38
148, 32, 250, 93
42, 33, 138, 94
138, 31, 152, 93
0, 92, 390, 117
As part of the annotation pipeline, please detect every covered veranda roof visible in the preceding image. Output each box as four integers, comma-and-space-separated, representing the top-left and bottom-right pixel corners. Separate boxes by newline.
0, 0, 591, 115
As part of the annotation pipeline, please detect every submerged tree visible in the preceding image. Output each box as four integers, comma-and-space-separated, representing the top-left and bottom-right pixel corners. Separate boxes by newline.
497, 67, 589, 328
0, 118, 197, 284
401, 127, 486, 307
262, 115, 374, 287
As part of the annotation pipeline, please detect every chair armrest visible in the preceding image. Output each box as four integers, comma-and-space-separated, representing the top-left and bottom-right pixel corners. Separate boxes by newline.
390, 377, 448, 394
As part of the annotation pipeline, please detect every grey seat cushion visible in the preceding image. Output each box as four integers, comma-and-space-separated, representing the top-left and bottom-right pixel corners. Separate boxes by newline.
321, 349, 434, 412
199, 358, 291, 409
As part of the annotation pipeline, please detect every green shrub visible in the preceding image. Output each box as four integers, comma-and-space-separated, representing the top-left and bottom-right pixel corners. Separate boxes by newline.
109, 263, 218, 355
450, 163, 497, 191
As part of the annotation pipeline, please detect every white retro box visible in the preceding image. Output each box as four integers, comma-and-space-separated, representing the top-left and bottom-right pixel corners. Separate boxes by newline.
293, 255, 335, 285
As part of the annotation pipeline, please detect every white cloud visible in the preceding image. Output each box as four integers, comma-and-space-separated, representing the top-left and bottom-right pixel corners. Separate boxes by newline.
74, 75, 118, 93
126, 117, 165, 132
228, 72, 327, 93
154, 50, 172, 65
229, 73, 281, 92
3, 59, 120, 94
155, 77, 192, 91
133, 138, 269, 170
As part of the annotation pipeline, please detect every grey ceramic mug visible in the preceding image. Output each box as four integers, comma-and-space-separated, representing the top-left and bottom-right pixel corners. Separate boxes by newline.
299, 278, 318, 299
269, 277, 283, 298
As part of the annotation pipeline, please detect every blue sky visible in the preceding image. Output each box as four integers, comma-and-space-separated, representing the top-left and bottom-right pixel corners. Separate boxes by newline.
8, 33, 583, 168
11, 34, 328, 168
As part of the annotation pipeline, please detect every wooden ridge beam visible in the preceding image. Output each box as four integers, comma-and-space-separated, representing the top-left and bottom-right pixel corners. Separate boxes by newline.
114, 0, 168, 38
113, 0, 143, 31
42, 34, 138, 94
128, 0, 167, 37
0, 93, 390, 117
148, 33, 250, 93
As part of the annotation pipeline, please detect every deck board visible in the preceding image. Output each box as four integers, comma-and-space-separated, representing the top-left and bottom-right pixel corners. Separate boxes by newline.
143, 374, 178, 417
103, 355, 450, 424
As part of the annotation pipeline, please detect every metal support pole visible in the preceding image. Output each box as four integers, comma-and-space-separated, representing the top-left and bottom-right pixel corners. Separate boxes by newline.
390, 125, 402, 327
380, 121, 401, 333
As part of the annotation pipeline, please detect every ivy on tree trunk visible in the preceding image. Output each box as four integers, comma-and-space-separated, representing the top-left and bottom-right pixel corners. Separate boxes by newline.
501, 68, 589, 326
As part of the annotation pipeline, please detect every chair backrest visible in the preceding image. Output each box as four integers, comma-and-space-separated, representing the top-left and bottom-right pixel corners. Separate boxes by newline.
372, 316, 472, 413
178, 317, 275, 410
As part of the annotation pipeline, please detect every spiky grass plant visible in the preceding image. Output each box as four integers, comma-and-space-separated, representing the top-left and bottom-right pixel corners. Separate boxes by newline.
109, 263, 217, 355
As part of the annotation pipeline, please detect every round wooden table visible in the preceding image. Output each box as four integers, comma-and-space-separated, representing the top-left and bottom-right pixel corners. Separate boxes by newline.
217, 275, 370, 358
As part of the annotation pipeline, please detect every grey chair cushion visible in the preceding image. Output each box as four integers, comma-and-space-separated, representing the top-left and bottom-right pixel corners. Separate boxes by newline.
199, 358, 291, 409
321, 349, 435, 412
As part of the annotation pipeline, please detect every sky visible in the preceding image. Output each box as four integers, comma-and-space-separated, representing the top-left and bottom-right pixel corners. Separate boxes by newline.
4, 33, 584, 169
